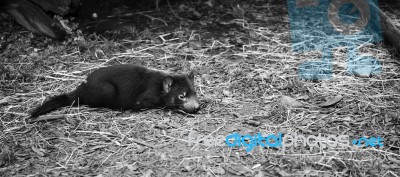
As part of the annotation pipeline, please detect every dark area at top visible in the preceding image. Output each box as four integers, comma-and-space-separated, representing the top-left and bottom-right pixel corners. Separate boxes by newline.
0, 0, 240, 39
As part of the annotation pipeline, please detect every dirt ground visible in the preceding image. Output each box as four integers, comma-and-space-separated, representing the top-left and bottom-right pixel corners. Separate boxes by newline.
1, 0, 400, 176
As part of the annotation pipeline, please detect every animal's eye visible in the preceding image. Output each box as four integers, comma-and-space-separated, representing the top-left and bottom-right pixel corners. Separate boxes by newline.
178, 92, 186, 100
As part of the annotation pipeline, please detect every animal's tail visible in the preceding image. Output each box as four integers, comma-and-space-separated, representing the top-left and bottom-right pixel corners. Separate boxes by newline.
30, 93, 76, 118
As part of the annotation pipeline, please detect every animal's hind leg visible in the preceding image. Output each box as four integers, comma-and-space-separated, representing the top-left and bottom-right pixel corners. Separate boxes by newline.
78, 81, 119, 108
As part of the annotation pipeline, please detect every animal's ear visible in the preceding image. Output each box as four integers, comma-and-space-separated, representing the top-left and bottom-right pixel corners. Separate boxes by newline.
188, 71, 195, 82
163, 76, 173, 93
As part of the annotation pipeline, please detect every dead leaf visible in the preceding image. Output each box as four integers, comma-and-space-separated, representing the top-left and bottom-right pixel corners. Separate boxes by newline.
210, 166, 225, 175
192, 10, 201, 18
51, 171, 61, 176
234, 37, 244, 46
223, 90, 232, 96
160, 153, 169, 161
188, 41, 202, 50
127, 164, 138, 171
155, 123, 170, 130
350, 67, 373, 77
142, 169, 154, 177
388, 156, 400, 165
90, 144, 107, 151
319, 95, 343, 108
245, 120, 261, 126
275, 167, 291, 177
296, 94, 309, 100
254, 170, 263, 177
183, 164, 193, 172
225, 165, 253, 176
281, 96, 303, 108
341, 116, 352, 121
31, 146, 45, 156
205, 0, 214, 7
0, 96, 11, 105
153, 37, 163, 44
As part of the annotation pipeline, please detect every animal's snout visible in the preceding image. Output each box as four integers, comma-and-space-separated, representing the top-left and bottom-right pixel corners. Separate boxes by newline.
181, 96, 200, 113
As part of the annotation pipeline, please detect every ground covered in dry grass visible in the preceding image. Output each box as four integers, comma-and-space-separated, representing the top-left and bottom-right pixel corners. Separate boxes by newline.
1, 0, 400, 176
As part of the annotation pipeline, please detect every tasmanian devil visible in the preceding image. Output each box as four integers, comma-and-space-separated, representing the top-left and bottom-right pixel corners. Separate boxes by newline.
30, 64, 200, 117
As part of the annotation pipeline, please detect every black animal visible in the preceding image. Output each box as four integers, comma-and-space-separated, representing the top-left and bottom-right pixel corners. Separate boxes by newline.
30, 65, 200, 117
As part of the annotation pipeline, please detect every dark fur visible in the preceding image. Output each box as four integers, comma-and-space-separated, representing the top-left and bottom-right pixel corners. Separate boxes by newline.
0, 0, 66, 39
30, 65, 200, 117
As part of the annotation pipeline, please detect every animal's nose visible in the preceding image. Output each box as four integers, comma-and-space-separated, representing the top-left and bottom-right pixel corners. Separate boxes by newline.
183, 97, 200, 113
192, 106, 200, 113
185, 104, 200, 113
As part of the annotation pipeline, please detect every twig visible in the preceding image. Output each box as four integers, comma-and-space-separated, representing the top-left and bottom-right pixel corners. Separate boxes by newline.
127, 137, 156, 148
28, 115, 66, 123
